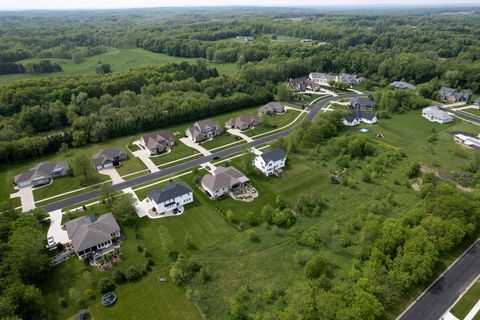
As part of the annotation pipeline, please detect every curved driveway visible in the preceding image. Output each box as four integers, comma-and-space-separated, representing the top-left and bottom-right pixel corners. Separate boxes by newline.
42, 93, 362, 212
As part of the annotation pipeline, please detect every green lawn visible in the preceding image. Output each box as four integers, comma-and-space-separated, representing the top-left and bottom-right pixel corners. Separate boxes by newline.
150, 141, 201, 166
451, 280, 480, 319
245, 109, 304, 137
0, 48, 237, 84
461, 108, 480, 117
200, 133, 242, 150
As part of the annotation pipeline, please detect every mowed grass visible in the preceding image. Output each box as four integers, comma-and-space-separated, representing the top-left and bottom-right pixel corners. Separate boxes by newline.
355, 110, 478, 172
245, 108, 304, 137
451, 280, 480, 319
200, 133, 243, 150
150, 141, 201, 166
0, 48, 237, 84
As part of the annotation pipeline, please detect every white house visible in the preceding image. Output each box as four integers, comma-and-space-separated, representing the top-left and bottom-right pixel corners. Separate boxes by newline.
422, 106, 453, 124
309, 72, 337, 84
148, 183, 193, 214
343, 111, 377, 127
254, 149, 287, 176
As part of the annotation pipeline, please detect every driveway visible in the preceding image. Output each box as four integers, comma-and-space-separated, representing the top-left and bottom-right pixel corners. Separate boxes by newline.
98, 167, 125, 184
47, 209, 70, 244
227, 128, 254, 142
11, 186, 35, 213
179, 137, 212, 156
122, 187, 148, 218
132, 148, 160, 173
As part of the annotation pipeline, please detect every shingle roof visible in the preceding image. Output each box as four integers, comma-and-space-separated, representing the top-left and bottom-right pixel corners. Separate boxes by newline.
422, 106, 453, 121
226, 114, 259, 127
201, 166, 249, 191
92, 148, 126, 166
14, 161, 69, 185
260, 149, 286, 163
351, 97, 376, 106
259, 102, 285, 114
148, 183, 192, 204
142, 131, 173, 150
195, 119, 219, 131
390, 81, 416, 90
65, 213, 120, 253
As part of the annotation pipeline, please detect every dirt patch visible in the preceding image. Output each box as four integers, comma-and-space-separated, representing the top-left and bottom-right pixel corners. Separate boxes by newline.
420, 165, 473, 192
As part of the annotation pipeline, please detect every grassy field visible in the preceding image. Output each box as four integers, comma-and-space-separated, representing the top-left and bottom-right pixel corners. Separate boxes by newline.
150, 142, 201, 166
0, 48, 237, 84
461, 108, 480, 117
40, 107, 480, 319
451, 280, 480, 319
200, 133, 242, 150
245, 108, 304, 137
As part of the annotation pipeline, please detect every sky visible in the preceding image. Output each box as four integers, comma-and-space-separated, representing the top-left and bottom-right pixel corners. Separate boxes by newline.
0, 0, 477, 10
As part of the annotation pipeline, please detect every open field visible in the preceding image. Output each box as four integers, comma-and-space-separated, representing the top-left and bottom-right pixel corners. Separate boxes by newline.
451, 280, 480, 319
0, 48, 237, 84
38, 108, 480, 319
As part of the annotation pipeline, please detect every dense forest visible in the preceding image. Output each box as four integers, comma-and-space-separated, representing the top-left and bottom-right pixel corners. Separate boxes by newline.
1, 8, 480, 163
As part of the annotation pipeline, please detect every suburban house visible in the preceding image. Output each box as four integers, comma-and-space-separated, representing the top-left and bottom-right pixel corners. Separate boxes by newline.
148, 183, 193, 214
186, 119, 221, 143
225, 114, 260, 131
14, 161, 69, 188
237, 36, 254, 42
350, 97, 376, 111
421, 106, 454, 124
290, 77, 320, 92
254, 149, 287, 176
343, 110, 378, 126
258, 102, 285, 115
438, 87, 472, 103
338, 73, 361, 85
65, 213, 121, 259
453, 134, 480, 149
309, 72, 337, 84
142, 131, 174, 155
201, 166, 250, 199
92, 148, 127, 170
475, 97, 480, 107
390, 81, 416, 90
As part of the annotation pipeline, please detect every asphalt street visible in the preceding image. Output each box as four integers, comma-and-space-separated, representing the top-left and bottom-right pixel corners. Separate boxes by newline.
399, 239, 480, 320
41, 93, 361, 212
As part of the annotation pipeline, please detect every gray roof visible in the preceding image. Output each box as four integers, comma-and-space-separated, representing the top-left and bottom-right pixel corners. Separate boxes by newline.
351, 97, 376, 107
390, 81, 416, 90
260, 149, 286, 163
440, 87, 457, 95
186, 127, 205, 140
345, 110, 376, 122
259, 102, 285, 114
65, 213, 120, 253
92, 148, 127, 166
422, 106, 453, 121
194, 119, 220, 131
226, 114, 259, 127
142, 131, 173, 150
14, 161, 69, 185
201, 166, 249, 191
148, 183, 192, 204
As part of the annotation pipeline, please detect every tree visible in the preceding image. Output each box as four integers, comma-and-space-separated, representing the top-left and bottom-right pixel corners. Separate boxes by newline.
112, 269, 126, 284
125, 266, 140, 281
304, 255, 329, 279
111, 193, 138, 227
72, 154, 94, 183
95, 63, 112, 74
277, 83, 293, 101
97, 278, 115, 294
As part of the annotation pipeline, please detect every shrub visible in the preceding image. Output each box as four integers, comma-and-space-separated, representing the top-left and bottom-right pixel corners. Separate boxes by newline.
137, 245, 143, 252
97, 278, 115, 294
125, 266, 140, 281
246, 229, 260, 242
58, 297, 67, 308
304, 255, 330, 279
84, 288, 94, 300
112, 269, 126, 284
143, 248, 151, 258
146, 257, 154, 266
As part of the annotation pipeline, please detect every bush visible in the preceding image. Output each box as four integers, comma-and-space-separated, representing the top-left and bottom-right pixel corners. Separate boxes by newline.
84, 288, 94, 300
125, 266, 140, 281
304, 255, 329, 279
146, 257, 154, 266
143, 248, 151, 258
137, 245, 143, 252
112, 269, 126, 284
98, 278, 115, 294
58, 297, 67, 308
246, 229, 260, 242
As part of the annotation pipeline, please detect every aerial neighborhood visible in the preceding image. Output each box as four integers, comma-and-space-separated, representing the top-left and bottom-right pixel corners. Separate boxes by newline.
3, 7, 480, 320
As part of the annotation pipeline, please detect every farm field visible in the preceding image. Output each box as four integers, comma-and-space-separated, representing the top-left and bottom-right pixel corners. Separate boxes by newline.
0, 48, 237, 84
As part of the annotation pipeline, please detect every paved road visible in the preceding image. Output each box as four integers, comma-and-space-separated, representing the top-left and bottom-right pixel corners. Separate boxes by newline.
439, 106, 480, 125
399, 239, 480, 320
41, 93, 362, 212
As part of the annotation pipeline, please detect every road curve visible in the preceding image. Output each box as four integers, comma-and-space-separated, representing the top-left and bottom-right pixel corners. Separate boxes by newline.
398, 239, 480, 320
41, 93, 363, 212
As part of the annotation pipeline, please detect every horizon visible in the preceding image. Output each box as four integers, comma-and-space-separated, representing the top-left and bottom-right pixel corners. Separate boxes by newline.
0, 1, 479, 11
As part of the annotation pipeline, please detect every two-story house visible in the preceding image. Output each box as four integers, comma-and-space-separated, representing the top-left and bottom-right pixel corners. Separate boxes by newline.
254, 149, 287, 176
142, 131, 175, 155
148, 183, 193, 215
186, 119, 221, 143
225, 114, 260, 131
